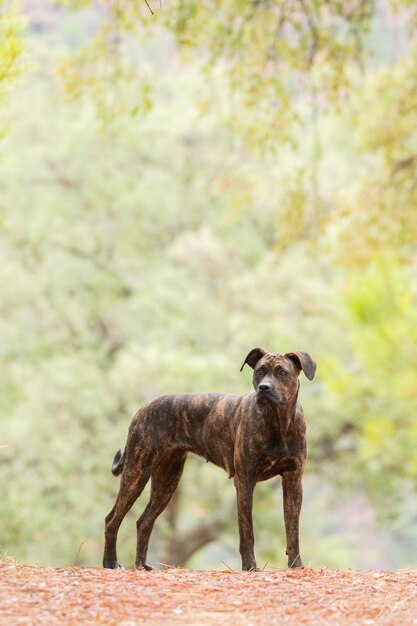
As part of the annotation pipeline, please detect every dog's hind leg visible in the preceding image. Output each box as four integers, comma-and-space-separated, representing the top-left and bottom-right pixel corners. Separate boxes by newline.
135, 449, 187, 570
103, 458, 152, 569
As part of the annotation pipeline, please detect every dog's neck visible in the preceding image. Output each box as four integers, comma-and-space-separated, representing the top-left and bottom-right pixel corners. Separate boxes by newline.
255, 390, 299, 436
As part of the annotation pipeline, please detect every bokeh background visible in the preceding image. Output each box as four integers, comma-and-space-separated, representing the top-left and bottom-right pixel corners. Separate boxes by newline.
1, 0, 416, 570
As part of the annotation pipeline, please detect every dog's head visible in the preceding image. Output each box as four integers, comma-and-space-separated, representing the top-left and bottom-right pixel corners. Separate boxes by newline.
240, 348, 316, 407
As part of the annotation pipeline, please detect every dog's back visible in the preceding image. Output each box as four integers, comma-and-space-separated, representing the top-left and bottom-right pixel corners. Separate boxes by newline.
119, 391, 255, 477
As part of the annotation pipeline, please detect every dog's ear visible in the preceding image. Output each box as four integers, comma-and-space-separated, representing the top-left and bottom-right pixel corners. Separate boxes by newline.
285, 352, 316, 380
240, 348, 267, 372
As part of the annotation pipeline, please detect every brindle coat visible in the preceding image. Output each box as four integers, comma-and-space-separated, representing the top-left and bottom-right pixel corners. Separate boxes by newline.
103, 348, 316, 571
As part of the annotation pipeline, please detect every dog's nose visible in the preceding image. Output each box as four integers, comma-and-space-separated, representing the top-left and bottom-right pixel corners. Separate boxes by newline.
259, 382, 272, 392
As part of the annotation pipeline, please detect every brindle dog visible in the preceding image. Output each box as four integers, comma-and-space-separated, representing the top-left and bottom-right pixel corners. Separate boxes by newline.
103, 348, 316, 571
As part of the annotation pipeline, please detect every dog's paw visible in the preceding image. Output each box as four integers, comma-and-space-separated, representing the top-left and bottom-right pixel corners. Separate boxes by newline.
288, 556, 304, 569
242, 562, 259, 572
103, 560, 124, 570
135, 563, 153, 571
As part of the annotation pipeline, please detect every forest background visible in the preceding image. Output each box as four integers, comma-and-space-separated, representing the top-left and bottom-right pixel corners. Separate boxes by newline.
1, 0, 416, 571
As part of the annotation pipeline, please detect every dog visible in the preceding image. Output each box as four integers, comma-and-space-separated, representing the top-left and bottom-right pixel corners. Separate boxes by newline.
103, 347, 316, 571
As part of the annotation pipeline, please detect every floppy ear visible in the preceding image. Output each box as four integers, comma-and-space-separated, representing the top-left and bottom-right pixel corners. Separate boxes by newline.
240, 348, 267, 372
285, 352, 316, 380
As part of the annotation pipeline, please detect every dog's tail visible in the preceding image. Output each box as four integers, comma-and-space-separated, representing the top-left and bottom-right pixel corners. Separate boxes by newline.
111, 449, 124, 476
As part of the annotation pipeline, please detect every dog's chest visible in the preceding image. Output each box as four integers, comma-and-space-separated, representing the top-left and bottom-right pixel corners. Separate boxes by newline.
253, 430, 302, 480
256, 457, 280, 480
255, 446, 287, 477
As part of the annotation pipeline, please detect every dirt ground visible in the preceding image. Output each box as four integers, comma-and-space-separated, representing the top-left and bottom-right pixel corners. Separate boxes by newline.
1, 563, 416, 625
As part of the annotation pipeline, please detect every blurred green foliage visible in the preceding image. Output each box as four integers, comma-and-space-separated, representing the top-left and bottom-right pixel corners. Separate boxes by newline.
0, 2, 24, 86
0, 0, 25, 137
0, 1, 416, 570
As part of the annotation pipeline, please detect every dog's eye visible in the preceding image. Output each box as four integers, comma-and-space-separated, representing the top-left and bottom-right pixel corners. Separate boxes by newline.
278, 368, 288, 376
255, 369, 264, 377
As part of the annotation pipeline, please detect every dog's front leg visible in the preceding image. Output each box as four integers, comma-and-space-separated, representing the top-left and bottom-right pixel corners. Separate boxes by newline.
282, 471, 304, 568
234, 476, 257, 571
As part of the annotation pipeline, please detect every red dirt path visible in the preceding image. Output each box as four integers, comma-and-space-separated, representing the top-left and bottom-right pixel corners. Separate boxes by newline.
1, 563, 416, 625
